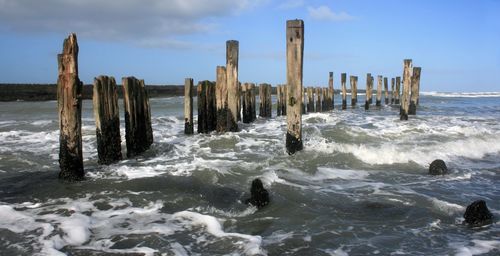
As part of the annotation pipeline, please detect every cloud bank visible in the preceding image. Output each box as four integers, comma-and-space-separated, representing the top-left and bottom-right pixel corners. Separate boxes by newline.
0, 0, 265, 48
308, 5, 354, 22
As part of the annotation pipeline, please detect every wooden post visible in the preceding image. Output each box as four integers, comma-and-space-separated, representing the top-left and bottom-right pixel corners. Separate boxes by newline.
237, 82, 242, 122
276, 85, 282, 116
184, 78, 194, 134
409, 67, 421, 115
197, 80, 216, 133
400, 59, 413, 120
93, 75, 122, 165
384, 77, 389, 105
365, 73, 371, 110
315, 87, 322, 112
123, 77, 153, 157
57, 33, 84, 180
251, 83, 256, 121
350, 76, 357, 106
391, 78, 395, 104
226, 40, 239, 131
259, 83, 272, 118
341, 73, 347, 109
307, 87, 314, 112
281, 85, 287, 115
395, 76, 401, 104
376, 75, 382, 106
328, 72, 334, 110
286, 19, 304, 154
216, 67, 228, 132
242, 83, 251, 123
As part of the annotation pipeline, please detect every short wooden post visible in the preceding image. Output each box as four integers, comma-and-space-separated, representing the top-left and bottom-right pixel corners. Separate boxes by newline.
307, 87, 314, 112
216, 67, 228, 132
197, 80, 217, 133
384, 77, 389, 105
409, 67, 421, 115
391, 78, 395, 104
276, 85, 282, 116
350, 76, 357, 106
57, 33, 84, 180
123, 77, 153, 157
328, 72, 334, 110
93, 75, 122, 165
286, 19, 304, 154
251, 83, 256, 121
226, 40, 239, 131
184, 78, 194, 134
281, 85, 287, 115
316, 87, 322, 112
341, 73, 347, 109
400, 59, 412, 120
242, 83, 251, 123
376, 75, 382, 106
259, 83, 272, 118
395, 76, 401, 104
365, 73, 371, 110
237, 82, 242, 122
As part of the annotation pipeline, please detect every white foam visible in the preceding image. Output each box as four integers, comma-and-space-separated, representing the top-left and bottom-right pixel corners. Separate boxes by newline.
453, 240, 500, 256
429, 198, 465, 216
60, 213, 91, 246
314, 167, 370, 180
422, 91, 500, 98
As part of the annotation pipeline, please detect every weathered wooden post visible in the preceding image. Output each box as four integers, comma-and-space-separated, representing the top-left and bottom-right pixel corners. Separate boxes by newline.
276, 85, 282, 116
286, 19, 304, 154
328, 72, 334, 110
341, 73, 347, 109
216, 67, 228, 132
391, 78, 395, 104
251, 83, 256, 121
315, 87, 322, 112
281, 85, 287, 115
226, 40, 239, 131
350, 76, 357, 106
93, 75, 121, 165
322, 88, 327, 111
259, 83, 272, 118
365, 73, 371, 110
123, 77, 153, 157
57, 33, 84, 180
242, 83, 251, 123
197, 80, 217, 133
400, 59, 413, 120
384, 77, 389, 105
376, 75, 383, 106
409, 67, 421, 115
395, 76, 401, 104
307, 87, 314, 112
184, 78, 194, 134
237, 82, 242, 122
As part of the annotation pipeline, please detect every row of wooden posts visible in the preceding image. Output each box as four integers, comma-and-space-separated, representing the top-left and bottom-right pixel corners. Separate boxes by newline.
57, 20, 421, 181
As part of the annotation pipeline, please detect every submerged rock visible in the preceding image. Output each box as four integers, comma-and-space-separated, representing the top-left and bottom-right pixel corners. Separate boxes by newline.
429, 159, 448, 175
245, 178, 269, 209
463, 200, 493, 227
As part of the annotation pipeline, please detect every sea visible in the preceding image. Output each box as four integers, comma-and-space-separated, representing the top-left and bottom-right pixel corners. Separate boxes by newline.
0, 92, 499, 255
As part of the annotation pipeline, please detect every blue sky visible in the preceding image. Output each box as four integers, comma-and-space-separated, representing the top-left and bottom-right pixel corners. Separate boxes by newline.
0, 0, 498, 92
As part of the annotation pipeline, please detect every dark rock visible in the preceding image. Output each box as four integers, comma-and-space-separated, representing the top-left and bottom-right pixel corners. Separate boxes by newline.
463, 200, 493, 226
245, 178, 269, 209
429, 159, 448, 175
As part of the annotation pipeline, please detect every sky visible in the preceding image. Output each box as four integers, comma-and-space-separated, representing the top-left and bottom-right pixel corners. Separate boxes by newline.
0, 0, 499, 92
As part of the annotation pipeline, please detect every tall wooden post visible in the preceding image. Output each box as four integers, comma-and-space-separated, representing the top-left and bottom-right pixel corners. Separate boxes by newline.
395, 76, 401, 104
226, 40, 239, 131
409, 67, 421, 115
286, 19, 304, 154
315, 87, 322, 112
184, 78, 194, 134
391, 78, 395, 104
259, 83, 272, 118
350, 76, 357, 106
384, 77, 389, 105
376, 75, 382, 106
93, 75, 122, 165
197, 80, 216, 133
57, 33, 83, 180
216, 67, 228, 132
307, 87, 314, 112
365, 73, 371, 110
276, 85, 282, 116
400, 59, 413, 120
328, 72, 334, 110
341, 73, 347, 109
123, 77, 153, 157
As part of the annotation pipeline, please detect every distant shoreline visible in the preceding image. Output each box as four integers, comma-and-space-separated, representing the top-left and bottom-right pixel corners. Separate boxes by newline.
0, 84, 184, 101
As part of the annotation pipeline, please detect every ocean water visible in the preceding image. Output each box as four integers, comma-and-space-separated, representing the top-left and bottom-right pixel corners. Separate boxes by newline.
0, 92, 499, 255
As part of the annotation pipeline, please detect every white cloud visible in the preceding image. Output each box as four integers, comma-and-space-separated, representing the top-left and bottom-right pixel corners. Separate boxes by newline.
277, 0, 304, 9
308, 5, 354, 22
0, 0, 266, 48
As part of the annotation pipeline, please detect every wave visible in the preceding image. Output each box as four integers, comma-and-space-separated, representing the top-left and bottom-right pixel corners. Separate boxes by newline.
422, 91, 500, 98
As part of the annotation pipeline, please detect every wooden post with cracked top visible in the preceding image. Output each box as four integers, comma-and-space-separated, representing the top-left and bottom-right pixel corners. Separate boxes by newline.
409, 67, 421, 115
226, 40, 239, 131
400, 59, 412, 120
185, 78, 194, 134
